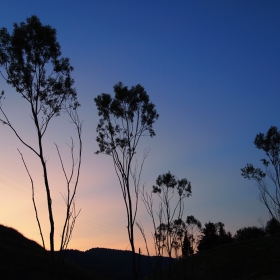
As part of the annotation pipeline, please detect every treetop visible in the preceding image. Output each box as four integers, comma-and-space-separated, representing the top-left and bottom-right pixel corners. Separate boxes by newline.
94, 82, 159, 155
0, 15, 79, 117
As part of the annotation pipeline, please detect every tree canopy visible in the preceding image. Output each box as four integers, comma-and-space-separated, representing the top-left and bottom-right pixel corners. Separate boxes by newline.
234, 226, 266, 242
94, 82, 158, 156
0, 15, 79, 124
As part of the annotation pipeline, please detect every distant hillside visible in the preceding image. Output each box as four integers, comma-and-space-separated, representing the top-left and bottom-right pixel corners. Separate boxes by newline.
0, 224, 173, 280
0, 224, 104, 280
63, 247, 173, 280
145, 233, 280, 280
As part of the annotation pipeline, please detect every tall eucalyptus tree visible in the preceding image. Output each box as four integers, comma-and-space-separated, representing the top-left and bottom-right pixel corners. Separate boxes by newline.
0, 15, 82, 278
94, 82, 158, 280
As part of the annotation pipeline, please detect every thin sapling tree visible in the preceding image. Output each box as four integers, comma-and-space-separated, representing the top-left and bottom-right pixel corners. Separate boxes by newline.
94, 82, 158, 280
141, 172, 192, 259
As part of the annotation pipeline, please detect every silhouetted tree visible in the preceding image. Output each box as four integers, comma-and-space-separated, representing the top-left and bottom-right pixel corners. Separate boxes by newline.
0, 15, 82, 278
265, 217, 280, 235
217, 222, 234, 245
241, 126, 280, 222
198, 221, 233, 252
198, 222, 219, 252
155, 218, 187, 259
185, 215, 202, 253
234, 226, 266, 242
141, 172, 192, 260
94, 82, 158, 280
182, 233, 193, 258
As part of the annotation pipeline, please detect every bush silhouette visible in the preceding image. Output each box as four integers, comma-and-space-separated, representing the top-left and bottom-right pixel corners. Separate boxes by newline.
265, 218, 280, 235
234, 226, 266, 242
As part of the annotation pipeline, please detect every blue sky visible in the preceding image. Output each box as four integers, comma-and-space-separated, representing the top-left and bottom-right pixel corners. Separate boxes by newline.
0, 0, 279, 253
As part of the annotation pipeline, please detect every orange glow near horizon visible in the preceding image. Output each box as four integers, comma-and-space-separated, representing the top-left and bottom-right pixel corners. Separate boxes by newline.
0, 157, 159, 256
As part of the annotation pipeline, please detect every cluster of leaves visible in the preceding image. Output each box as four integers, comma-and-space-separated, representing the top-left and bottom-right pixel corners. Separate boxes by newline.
94, 82, 158, 156
152, 172, 191, 197
0, 15, 79, 118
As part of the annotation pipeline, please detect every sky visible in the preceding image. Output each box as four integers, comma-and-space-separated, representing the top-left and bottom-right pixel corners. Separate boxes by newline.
0, 0, 279, 255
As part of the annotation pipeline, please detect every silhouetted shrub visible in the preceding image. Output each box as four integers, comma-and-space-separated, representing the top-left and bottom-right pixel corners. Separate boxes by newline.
198, 222, 233, 252
182, 234, 193, 258
234, 226, 266, 242
198, 222, 219, 252
265, 218, 280, 235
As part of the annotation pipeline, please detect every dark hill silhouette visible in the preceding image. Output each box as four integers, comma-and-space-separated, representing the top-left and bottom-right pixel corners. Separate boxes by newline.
3, 223, 279, 279
0, 224, 104, 279
63, 247, 172, 280
0, 224, 172, 280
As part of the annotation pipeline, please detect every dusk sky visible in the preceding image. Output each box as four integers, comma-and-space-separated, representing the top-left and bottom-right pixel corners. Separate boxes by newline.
0, 0, 279, 255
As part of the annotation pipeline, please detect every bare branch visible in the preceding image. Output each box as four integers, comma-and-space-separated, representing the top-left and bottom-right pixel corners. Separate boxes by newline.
0, 107, 40, 157
17, 149, 46, 250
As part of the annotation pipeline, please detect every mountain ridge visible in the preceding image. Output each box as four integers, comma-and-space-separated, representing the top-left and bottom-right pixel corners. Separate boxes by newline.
0, 224, 172, 279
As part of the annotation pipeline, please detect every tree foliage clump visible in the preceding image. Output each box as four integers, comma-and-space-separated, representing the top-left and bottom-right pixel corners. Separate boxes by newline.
241, 126, 280, 222
94, 82, 158, 155
0, 15, 79, 114
198, 222, 233, 252
265, 218, 280, 235
234, 226, 266, 242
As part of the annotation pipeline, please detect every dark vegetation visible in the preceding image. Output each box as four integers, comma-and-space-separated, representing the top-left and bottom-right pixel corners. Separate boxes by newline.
197, 221, 233, 252
145, 232, 280, 280
1, 218, 279, 279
